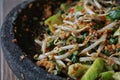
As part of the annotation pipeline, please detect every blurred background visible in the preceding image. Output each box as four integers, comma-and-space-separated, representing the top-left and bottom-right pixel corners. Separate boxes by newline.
0, 0, 25, 80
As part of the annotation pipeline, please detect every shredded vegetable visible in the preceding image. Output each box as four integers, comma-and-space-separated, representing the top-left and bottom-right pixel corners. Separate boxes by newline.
34, 0, 120, 79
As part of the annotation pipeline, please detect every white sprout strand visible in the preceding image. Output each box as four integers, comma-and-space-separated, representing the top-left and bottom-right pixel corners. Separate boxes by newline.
54, 45, 78, 60
54, 41, 63, 45
97, 44, 105, 53
80, 34, 107, 54
76, 26, 89, 33
64, 58, 71, 62
89, 0, 96, 6
34, 39, 42, 46
37, 50, 57, 60
113, 57, 120, 65
37, 55, 46, 60
97, 21, 117, 32
79, 57, 96, 62
54, 37, 59, 45
38, 47, 61, 60
61, 44, 84, 50
110, 52, 120, 58
54, 28, 61, 33
63, 20, 75, 25
56, 60, 66, 68
84, 0, 95, 15
74, 11, 83, 23
102, 1, 112, 4
94, 0, 102, 9
118, 36, 120, 44
41, 35, 57, 54
37, 47, 60, 60
56, 25, 89, 33
86, 52, 96, 57
55, 25, 75, 32
54, 52, 71, 60
41, 39, 47, 54
98, 13, 109, 16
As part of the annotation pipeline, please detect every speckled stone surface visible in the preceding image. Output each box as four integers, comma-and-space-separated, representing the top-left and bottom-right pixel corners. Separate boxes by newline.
0, 0, 66, 80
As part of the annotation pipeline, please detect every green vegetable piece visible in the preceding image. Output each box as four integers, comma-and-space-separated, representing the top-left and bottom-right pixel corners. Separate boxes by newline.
113, 72, 120, 80
48, 39, 54, 47
67, 36, 74, 42
105, 15, 111, 21
68, 63, 89, 78
114, 27, 120, 36
115, 48, 120, 52
103, 50, 111, 56
109, 37, 118, 44
108, 9, 120, 21
45, 27, 52, 35
45, 14, 63, 33
73, 51, 79, 56
60, 3, 71, 12
76, 6, 83, 11
71, 56, 79, 63
33, 17, 38, 20
83, 32, 89, 39
76, 37, 84, 43
105, 65, 113, 71
100, 71, 114, 80
54, 62, 61, 75
81, 58, 104, 80
58, 50, 65, 55
53, 70, 61, 75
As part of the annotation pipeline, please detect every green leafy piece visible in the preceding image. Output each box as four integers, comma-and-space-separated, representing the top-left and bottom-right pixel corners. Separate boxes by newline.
68, 63, 89, 78
76, 6, 83, 11
114, 27, 120, 36
112, 64, 119, 71
55, 8, 64, 14
45, 27, 52, 35
53, 70, 61, 75
60, 3, 71, 12
73, 51, 79, 56
115, 48, 120, 52
92, 19, 105, 30
45, 14, 63, 33
48, 38, 55, 47
109, 37, 118, 44
33, 17, 38, 20
71, 56, 79, 63
62, 40, 66, 46
105, 65, 113, 71
103, 50, 111, 56
83, 32, 89, 39
58, 50, 65, 55
105, 15, 111, 21
81, 58, 104, 80
76, 37, 84, 43
100, 71, 114, 80
67, 36, 74, 42
113, 72, 120, 80
108, 9, 120, 21
70, 51, 79, 63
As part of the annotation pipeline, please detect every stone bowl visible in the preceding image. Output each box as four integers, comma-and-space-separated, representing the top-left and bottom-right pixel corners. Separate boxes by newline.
1, 0, 120, 80
0, 0, 73, 80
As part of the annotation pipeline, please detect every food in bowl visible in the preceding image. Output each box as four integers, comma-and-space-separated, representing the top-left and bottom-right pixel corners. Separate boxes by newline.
20, 0, 120, 80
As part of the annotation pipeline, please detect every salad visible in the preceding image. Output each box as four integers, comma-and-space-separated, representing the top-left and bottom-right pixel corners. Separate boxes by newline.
34, 0, 120, 80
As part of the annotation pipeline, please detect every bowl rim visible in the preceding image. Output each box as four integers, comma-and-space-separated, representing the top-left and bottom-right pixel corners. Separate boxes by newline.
0, 0, 66, 80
